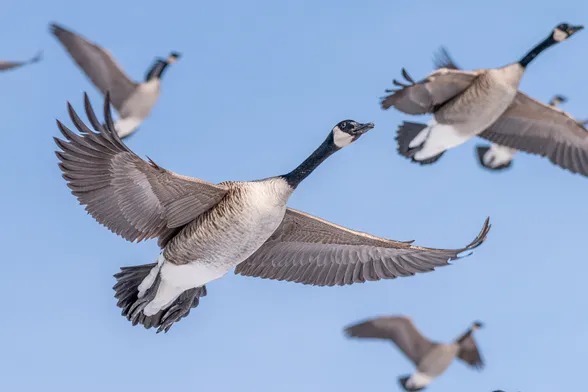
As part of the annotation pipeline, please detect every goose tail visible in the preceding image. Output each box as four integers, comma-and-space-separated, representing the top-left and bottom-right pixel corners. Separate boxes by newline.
113, 257, 207, 333
395, 121, 445, 165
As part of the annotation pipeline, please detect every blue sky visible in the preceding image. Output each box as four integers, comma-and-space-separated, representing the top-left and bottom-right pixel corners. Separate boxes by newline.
1, 0, 587, 391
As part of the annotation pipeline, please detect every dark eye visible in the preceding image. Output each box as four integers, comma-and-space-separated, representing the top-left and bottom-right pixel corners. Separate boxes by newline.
558, 23, 569, 30
339, 121, 348, 129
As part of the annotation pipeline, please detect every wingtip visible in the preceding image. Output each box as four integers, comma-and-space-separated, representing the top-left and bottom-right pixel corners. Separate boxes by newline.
104, 91, 113, 114
452, 217, 491, 261
30, 50, 43, 63
474, 216, 492, 246
49, 22, 63, 34
66, 101, 75, 115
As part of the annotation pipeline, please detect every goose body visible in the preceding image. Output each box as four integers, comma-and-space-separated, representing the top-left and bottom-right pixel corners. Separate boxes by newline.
54, 93, 491, 333
382, 23, 584, 173
0, 50, 42, 72
143, 179, 293, 315
345, 316, 484, 391
433, 47, 586, 172
50, 23, 180, 139
410, 65, 523, 162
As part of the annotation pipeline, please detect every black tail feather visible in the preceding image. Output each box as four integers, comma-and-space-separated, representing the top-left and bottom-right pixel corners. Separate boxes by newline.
113, 263, 207, 333
395, 121, 445, 165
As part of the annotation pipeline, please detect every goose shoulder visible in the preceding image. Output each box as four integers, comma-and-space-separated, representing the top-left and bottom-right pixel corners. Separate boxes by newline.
50, 23, 138, 110
486, 63, 525, 88
380, 68, 480, 114
119, 78, 162, 117
478, 90, 588, 176
433, 68, 521, 125
235, 208, 491, 286
162, 178, 293, 266
54, 92, 229, 247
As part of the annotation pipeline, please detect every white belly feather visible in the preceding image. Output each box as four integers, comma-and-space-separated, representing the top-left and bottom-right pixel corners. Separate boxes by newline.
115, 79, 161, 138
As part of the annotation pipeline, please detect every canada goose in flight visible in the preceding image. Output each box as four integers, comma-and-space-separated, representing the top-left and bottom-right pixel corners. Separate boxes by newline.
50, 22, 180, 140
54, 93, 491, 333
0, 50, 42, 72
433, 47, 587, 171
345, 316, 484, 391
381, 23, 588, 177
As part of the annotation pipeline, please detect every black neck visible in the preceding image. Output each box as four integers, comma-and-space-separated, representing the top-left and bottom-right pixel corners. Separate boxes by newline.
145, 59, 169, 81
456, 328, 473, 344
518, 35, 557, 68
282, 133, 339, 189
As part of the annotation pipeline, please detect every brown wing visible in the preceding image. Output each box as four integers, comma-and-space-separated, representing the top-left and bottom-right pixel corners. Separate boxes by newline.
234, 208, 491, 286
344, 316, 434, 365
479, 91, 588, 177
51, 23, 137, 110
457, 334, 484, 369
380, 68, 477, 114
54, 92, 228, 247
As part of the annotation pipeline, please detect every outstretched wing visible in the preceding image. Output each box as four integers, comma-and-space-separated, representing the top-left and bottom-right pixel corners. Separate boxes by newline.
479, 91, 588, 177
344, 316, 434, 365
51, 23, 137, 110
54, 92, 229, 247
457, 334, 484, 369
380, 68, 477, 114
235, 208, 491, 286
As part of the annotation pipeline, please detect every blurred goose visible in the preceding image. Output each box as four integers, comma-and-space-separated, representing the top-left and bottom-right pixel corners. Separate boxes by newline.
433, 47, 586, 171
50, 22, 180, 139
54, 93, 491, 333
345, 316, 484, 391
381, 23, 588, 177
0, 50, 42, 72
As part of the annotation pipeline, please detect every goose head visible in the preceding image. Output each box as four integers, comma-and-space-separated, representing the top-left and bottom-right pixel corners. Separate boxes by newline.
471, 321, 484, 331
552, 23, 584, 42
145, 52, 181, 81
519, 22, 583, 68
550, 94, 568, 106
332, 120, 375, 149
166, 52, 181, 64
282, 120, 374, 189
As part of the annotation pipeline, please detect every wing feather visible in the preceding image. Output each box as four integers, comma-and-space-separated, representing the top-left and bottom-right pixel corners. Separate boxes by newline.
235, 209, 491, 286
344, 316, 434, 365
380, 68, 477, 114
479, 91, 588, 177
51, 23, 137, 110
54, 92, 228, 247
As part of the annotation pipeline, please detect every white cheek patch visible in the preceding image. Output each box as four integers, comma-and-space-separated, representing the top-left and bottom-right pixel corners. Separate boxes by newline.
553, 28, 567, 42
333, 126, 354, 148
